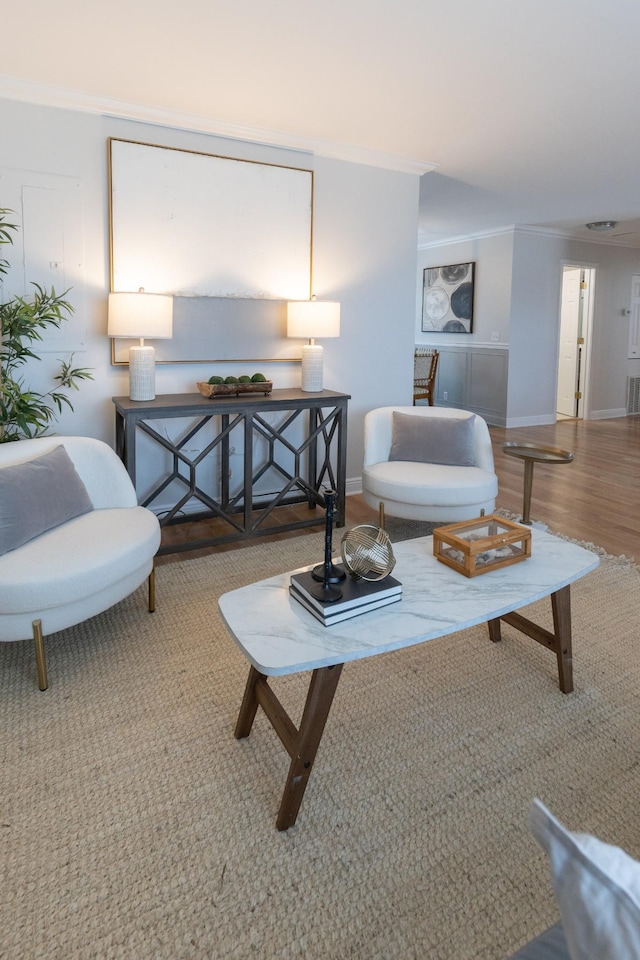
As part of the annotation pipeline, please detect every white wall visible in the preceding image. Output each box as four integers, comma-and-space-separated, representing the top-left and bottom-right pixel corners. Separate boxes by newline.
0, 98, 420, 490
509, 229, 640, 423
417, 225, 640, 425
506, 229, 562, 424
310, 155, 420, 482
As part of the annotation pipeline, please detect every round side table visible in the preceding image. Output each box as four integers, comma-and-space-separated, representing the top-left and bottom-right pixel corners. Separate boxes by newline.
502, 442, 574, 525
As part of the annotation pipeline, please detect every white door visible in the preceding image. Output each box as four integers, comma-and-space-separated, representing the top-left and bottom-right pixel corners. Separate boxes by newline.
557, 265, 595, 419
629, 275, 640, 359
557, 267, 582, 417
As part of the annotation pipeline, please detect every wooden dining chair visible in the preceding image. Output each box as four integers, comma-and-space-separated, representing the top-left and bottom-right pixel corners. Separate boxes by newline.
413, 348, 439, 405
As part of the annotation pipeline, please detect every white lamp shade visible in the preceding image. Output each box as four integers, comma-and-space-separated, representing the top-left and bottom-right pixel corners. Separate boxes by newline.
287, 299, 340, 392
108, 291, 173, 340
287, 300, 340, 340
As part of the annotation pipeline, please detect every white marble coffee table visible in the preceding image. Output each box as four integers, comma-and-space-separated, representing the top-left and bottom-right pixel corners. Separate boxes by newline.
219, 528, 598, 830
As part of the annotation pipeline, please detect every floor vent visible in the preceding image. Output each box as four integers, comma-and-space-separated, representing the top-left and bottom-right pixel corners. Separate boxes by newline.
626, 376, 640, 414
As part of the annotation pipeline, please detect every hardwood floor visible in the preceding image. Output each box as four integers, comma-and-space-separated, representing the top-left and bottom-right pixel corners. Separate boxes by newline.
158, 416, 640, 564
489, 417, 640, 559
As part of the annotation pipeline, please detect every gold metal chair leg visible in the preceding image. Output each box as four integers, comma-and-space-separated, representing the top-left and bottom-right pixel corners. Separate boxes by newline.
33, 619, 48, 691
379, 501, 385, 530
29, 570, 157, 692
148, 566, 156, 613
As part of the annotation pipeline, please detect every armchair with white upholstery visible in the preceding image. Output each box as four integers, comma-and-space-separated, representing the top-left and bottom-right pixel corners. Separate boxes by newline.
362, 406, 498, 524
0, 436, 161, 690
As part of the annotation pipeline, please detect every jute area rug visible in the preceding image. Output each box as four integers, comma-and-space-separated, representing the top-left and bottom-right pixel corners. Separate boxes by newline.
2, 527, 639, 960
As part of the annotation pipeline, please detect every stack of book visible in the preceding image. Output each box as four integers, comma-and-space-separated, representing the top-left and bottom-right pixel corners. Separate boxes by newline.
289, 565, 402, 626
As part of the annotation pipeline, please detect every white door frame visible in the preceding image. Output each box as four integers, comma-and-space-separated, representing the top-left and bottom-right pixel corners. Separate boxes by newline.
556, 260, 597, 419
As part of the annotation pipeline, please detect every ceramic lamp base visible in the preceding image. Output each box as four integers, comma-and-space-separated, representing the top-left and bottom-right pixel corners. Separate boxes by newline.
129, 345, 156, 401
301, 343, 324, 392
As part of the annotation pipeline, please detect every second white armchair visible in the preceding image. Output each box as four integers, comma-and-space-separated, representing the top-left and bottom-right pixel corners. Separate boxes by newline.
362, 405, 498, 524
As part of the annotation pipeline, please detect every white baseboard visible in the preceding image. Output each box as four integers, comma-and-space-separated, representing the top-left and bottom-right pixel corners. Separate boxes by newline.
151, 482, 366, 518
504, 414, 557, 428
588, 408, 628, 420
150, 498, 215, 520
504, 409, 629, 427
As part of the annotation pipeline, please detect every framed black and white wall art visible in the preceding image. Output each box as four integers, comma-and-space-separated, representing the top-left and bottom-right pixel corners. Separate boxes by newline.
421, 262, 475, 333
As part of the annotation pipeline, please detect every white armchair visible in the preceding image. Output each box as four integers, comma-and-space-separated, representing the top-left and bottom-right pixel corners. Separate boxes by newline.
0, 436, 161, 690
362, 406, 498, 523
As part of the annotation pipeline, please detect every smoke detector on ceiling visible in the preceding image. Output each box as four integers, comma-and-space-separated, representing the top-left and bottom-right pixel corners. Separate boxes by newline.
585, 221, 618, 231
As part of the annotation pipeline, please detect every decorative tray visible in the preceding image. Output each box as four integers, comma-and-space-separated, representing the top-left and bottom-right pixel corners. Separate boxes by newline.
432, 514, 531, 578
196, 380, 273, 398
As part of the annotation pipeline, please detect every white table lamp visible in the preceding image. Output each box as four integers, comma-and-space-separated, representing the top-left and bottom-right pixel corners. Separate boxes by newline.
287, 299, 340, 392
108, 289, 173, 401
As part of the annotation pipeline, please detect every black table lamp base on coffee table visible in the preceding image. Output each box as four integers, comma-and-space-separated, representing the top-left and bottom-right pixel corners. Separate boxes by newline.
502, 442, 574, 525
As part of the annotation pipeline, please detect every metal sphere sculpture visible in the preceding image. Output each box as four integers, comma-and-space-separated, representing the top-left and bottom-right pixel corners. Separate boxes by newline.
340, 524, 396, 581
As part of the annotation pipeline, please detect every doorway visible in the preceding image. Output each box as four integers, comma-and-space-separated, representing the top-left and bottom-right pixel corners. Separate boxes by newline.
556, 264, 596, 420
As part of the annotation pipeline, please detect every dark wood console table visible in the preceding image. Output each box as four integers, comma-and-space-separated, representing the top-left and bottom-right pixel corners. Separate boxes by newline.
113, 389, 350, 554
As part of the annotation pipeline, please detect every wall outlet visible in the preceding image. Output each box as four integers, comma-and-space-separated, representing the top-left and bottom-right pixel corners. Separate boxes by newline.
443, 390, 448, 400
491, 331, 500, 342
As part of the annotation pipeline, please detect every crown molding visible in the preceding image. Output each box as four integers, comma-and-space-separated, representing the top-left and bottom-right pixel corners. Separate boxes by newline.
513, 223, 640, 248
419, 221, 640, 250
0, 75, 437, 177
418, 225, 516, 250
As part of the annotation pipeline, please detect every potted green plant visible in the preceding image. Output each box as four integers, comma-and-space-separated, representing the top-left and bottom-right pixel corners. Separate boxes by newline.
0, 208, 93, 442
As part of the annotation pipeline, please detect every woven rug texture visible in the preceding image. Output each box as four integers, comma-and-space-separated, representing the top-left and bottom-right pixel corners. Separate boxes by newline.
1, 529, 639, 960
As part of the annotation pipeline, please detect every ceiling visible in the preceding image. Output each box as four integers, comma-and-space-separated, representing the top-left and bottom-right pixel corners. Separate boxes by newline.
4, 0, 640, 247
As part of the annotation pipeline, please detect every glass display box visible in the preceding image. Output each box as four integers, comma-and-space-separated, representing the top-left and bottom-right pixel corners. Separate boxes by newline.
433, 514, 531, 578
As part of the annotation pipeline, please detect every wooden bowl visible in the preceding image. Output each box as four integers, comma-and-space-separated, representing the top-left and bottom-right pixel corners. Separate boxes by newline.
196, 380, 273, 398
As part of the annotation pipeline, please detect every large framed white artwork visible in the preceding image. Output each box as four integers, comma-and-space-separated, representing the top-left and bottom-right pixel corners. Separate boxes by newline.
109, 138, 313, 300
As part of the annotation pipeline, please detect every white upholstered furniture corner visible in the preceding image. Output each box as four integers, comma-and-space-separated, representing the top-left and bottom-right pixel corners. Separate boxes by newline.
362, 406, 498, 523
0, 436, 161, 690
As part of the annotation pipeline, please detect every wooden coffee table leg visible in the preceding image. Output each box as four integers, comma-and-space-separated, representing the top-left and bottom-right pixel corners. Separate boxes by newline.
234, 662, 344, 830
551, 584, 573, 694
276, 663, 343, 831
486, 585, 574, 693
234, 665, 262, 739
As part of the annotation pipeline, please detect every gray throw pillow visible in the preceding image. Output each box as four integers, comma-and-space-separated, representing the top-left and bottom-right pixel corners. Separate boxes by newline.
0, 444, 94, 555
389, 412, 477, 466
